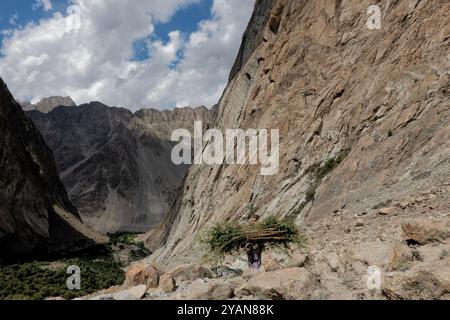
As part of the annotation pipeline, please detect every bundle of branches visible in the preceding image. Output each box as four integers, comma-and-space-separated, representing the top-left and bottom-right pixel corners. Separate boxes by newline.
201, 216, 305, 258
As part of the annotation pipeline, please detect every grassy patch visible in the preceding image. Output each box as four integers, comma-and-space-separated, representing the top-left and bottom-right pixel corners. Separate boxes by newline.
107, 232, 139, 246
130, 242, 151, 261
107, 232, 151, 263
303, 149, 350, 204
0, 257, 125, 300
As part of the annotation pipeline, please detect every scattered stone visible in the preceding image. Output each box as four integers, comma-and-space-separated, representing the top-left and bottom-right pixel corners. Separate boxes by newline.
89, 285, 148, 301
383, 270, 450, 300
397, 202, 409, 209
355, 219, 365, 228
111, 291, 136, 301
176, 279, 234, 300
127, 285, 148, 299
388, 244, 413, 271
158, 274, 177, 293
378, 207, 396, 216
212, 266, 243, 279
327, 253, 339, 272
352, 242, 393, 267
263, 256, 283, 272
285, 253, 306, 268
89, 294, 115, 301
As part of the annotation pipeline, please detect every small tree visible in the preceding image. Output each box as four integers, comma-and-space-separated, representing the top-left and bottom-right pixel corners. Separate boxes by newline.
200, 216, 305, 269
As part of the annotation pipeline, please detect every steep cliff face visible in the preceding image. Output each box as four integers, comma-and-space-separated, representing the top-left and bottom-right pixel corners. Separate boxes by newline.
151, 0, 450, 266
28, 104, 215, 233
229, 0, 276, 82
0, 78, 101, 263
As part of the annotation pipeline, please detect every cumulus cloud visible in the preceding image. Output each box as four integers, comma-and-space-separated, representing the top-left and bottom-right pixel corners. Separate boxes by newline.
9, 14, 18, 26
0, 0, 255, 110
33, 0, 53, 12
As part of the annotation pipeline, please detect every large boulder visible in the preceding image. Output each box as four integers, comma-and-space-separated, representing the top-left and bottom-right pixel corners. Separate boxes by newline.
176, 279, 234, 300
388, 244, 414, 271
383, 270, 450, 300
165, 264, 213, 284
125, 261, 161, 289
263, 256, 283, 272
90, 285, 147, 301
158, 274, 177, 293
235, 267, 317, 300
402, 220, 450, 245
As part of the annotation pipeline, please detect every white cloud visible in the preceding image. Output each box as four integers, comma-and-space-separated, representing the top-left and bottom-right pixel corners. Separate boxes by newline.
33, 0, 53, 12
0, 0, 255, 110
9, 14, 18, 26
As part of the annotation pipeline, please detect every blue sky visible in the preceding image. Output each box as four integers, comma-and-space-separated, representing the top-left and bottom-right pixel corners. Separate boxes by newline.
0, 0, 69, 31
1, 0, 213, 62
0, 0, 254, 110
132, 0, 212, 62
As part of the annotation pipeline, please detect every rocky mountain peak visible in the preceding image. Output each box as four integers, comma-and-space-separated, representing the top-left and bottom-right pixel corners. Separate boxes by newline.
27, 102, 216, 234
21, 96, 76, 113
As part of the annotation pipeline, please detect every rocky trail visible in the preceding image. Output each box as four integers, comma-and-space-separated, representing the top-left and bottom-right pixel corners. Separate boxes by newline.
78, 183, 450, 300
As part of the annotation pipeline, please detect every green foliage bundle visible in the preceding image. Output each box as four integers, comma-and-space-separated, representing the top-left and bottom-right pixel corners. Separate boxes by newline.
200, 216, 305, 259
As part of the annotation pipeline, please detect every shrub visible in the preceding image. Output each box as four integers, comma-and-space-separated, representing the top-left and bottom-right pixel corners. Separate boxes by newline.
303, 149, 350, 205
107, 232, 139, 246
130, 242, 152, 261
305, 184, 317, 203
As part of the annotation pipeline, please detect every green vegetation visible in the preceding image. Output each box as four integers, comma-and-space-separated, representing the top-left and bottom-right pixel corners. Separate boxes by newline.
200, 216, 305, 261
107, 231, 151, 262
0, 257, 125, 300
305, 149, 351, 203
288, 149, 351, 219
305, 184, 317, 203
0, 232, 153, 300
107, 231, 140, 246
313, 149, 350, 182
130, 241, 151, 261
440, 249, 449, 260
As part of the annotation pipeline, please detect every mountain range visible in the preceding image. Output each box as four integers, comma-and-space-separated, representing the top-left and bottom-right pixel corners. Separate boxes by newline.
0, 0, 449, 300
27, 102, 215, 233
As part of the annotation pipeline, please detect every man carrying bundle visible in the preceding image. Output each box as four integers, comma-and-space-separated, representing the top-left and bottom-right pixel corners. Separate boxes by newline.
246, 242, 264, 269
202, 216, 304, 270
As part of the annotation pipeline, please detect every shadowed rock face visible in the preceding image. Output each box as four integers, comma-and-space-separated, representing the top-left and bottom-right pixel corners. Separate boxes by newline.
28, 104, 215, 233
149, 0, 450, 266
229, 0, 276, 82
0, 78, 97, 263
